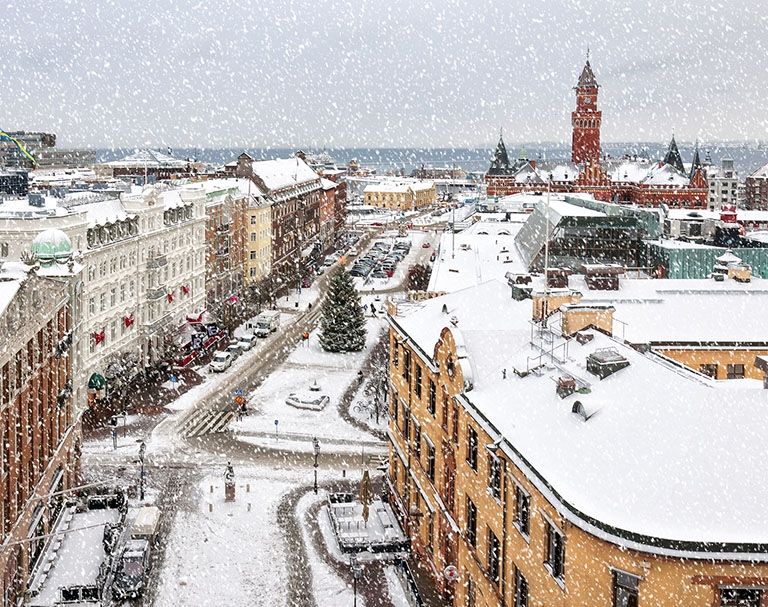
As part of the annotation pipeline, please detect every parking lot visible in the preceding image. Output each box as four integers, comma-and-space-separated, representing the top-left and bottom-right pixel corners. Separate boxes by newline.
348, 231, 431, 291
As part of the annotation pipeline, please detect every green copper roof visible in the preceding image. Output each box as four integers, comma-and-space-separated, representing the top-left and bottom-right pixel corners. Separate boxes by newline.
31, 229, 73, 264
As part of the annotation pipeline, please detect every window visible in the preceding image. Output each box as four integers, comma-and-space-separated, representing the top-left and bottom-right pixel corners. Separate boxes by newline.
426, 441, 436, 483
393, 342, 399, 368
466, 426, 478, 471
250, 232, 257, 242
466, 497, 477, 547
466, 577, 476, 607
415, 365, 422, 398
699, 364, 718, 378
88, 298, 95, 316
514, 568, 528, 607
487, 529, 500, 585
545, 522, 565, 581
391, 390, 398, 421
613, 571, 639, 607
720, 589, 762, 606
428, 380, 436, 415
402, 407, 410, 441
488, 456, 501, 500
514, 486, 530, 537
413, 422, 421, 460
727, 364, 745, 379
403, 350, 411, 382
250, 251, 258, 260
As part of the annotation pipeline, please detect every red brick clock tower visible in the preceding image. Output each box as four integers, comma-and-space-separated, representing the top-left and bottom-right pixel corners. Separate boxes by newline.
571, 59, 602, 165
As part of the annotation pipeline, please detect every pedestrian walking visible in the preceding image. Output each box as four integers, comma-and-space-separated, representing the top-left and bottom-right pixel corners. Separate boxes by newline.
370, 303, 377, 316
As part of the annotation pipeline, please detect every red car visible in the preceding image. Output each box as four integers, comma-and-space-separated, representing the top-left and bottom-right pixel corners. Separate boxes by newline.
422, 242, 431, 248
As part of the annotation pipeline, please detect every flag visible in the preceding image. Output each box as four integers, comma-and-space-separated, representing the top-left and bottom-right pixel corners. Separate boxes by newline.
167, 291, 175, 304
93, 330, 105, 345
123, 313, 135, 328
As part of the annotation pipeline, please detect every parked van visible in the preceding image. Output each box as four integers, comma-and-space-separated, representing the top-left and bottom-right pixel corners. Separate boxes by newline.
131, 506, 160, 543
248, 311, 281, 338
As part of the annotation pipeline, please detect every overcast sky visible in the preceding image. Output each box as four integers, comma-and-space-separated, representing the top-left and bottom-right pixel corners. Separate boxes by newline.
1, 0, 766, 149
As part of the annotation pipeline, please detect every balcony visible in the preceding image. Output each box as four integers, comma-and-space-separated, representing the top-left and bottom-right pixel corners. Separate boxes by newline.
146, 286, 167, 301
147, 254, 168, 269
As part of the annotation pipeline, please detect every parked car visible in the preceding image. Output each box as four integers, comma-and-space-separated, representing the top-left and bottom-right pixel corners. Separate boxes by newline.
211, 351, 232, 372
237, 333, 257, 351
225, 343, 242, 359
301, 276, 312, 288
371, 269, 389, 279
113, 539, 151, 600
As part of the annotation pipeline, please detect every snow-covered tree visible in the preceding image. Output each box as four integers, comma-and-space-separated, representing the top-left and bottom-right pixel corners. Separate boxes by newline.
319, 269, 366, 352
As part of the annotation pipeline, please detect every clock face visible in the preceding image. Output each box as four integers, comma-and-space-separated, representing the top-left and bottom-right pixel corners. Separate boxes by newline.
584, 96, 592, 104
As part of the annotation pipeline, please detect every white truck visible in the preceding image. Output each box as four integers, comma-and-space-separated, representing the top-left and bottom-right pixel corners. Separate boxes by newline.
248, 311, 280, 338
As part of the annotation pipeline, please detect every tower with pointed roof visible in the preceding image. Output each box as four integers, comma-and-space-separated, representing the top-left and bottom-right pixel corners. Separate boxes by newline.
663, 135, 686, 174
571, 58, 602, 165
488, 130, 512, 175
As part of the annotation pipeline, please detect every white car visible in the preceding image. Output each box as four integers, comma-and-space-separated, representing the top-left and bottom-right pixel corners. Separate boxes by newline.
210, 351, 232, 373
237, 333, 256, 351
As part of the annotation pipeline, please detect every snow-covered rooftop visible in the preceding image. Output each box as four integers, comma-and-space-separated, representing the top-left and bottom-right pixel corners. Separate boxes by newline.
104, 149, 188, 168
391, 279, 768, 553
29, 507, 121, 606
251, 158, 320, 192
561, 275, 768, 343
427, 220, 526, 292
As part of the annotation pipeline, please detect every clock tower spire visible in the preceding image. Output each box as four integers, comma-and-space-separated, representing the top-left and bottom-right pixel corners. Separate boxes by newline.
571, 56, 602, 165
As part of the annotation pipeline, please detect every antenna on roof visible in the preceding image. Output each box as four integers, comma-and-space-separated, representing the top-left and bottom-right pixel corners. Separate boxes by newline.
586, 46, 590, 62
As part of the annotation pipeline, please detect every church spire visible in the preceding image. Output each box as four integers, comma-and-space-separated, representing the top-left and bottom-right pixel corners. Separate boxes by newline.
488, 129, 512, 175
663, 134, 685, 174
689, 140, 703, 179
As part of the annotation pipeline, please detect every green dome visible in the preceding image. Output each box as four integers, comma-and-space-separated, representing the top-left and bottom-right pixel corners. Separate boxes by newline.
31, 229, 73, 264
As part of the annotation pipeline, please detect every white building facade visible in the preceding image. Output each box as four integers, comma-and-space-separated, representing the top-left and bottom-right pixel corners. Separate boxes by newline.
0, 184, 206, 413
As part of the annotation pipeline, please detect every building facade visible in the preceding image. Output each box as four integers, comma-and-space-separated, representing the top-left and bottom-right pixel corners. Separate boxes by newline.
487, 61, 709, 209
746, 161, 768, 210
193, 180, 248, 328
706, 158, 739, 211
386, 283, 768, 607
0, 267, 80, 606
0, 185, 206, 413
363, 181, 436, 211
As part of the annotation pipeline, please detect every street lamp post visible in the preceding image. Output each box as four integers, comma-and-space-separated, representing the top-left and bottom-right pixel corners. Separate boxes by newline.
350, 554, 363, 607
312, 436, 320, 494
138, 440, 146, 501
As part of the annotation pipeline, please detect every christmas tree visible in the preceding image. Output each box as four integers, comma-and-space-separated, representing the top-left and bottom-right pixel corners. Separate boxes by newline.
319, 269, 367, 352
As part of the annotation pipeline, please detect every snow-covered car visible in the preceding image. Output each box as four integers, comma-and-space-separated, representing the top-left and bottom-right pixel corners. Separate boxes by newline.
113, 539, 151, 600
285, 392, 330, 411
237, 333, 257, 351
225, 343, 242, 359
210, 351, 232, 372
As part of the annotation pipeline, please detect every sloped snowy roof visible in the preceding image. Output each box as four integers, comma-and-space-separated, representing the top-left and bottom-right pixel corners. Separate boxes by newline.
607, 161, 651, 183
748, 161, 768, 179
250, 158, 320, 192
391, 280, 768, 553
642, 163, 691, 186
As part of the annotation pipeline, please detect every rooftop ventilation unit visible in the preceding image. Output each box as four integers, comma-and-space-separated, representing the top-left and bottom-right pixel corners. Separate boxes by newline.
572, 400, 588, 421
586, 348, 630, 379
557, 376, 576, 398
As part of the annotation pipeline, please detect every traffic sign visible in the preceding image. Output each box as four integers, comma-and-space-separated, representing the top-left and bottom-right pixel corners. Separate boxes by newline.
443, 565, 459, 582
234, 388, 244, 396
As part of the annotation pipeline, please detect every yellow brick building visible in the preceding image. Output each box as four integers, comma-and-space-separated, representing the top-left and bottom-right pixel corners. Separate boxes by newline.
364, 180, 436, 211
245, 192, 272, 286
386, 281, 768, 607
